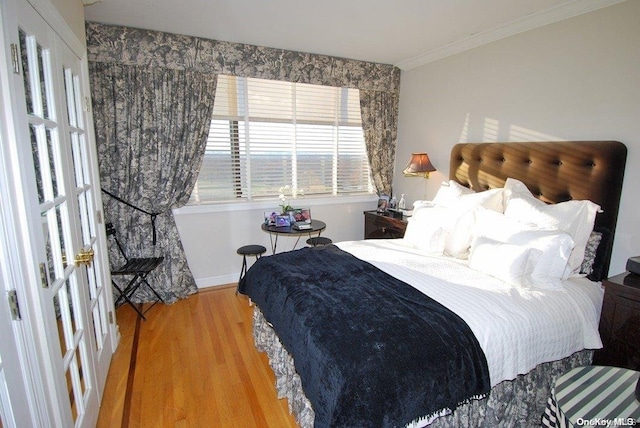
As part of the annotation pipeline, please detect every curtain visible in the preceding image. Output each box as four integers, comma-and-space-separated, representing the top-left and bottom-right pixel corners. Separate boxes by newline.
359, 90, 400, 197
89, 62, 217, 303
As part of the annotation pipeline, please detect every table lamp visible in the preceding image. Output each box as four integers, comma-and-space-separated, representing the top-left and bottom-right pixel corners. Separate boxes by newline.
403, 153, 436, 178
403, 153, 436, 201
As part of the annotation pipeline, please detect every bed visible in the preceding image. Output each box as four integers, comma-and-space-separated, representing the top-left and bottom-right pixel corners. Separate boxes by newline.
238, 141, 627, 427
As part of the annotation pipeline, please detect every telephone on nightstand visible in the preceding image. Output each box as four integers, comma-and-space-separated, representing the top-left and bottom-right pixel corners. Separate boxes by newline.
626, 256, 640, 275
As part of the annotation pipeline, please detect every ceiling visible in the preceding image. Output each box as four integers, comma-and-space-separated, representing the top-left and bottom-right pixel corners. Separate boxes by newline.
83, 0, 624, 70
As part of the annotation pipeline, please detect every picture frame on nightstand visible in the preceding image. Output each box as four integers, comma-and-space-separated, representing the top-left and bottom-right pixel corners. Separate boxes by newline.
376, 195, 389, 212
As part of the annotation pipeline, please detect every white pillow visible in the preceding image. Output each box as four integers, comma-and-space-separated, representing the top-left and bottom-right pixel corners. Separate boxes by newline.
402, 207, 448, 253
503, 178, 600, 275
473, 207, 539, 237
503, 176, 531, 204
469, 237, 540, 287
474, 208, 575, 288
432, 180, 474, 207
450, 187, 504, 213
412, 200, 434, 210
444, 209, 476, 258
406, 187, 506, 258
443, 188, 505, 258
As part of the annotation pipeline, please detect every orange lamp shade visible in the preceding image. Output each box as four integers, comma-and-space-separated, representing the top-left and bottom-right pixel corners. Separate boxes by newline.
402, 153, 436, 177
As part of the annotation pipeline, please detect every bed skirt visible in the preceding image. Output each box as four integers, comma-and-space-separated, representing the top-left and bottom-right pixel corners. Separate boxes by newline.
253, 307, 593, 428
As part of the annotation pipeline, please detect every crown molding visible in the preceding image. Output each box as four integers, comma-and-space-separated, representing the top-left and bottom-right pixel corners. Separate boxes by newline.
396, 0, 628, 70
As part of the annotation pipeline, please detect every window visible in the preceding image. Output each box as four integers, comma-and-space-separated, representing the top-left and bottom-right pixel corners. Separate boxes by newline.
188, 75, 372, 204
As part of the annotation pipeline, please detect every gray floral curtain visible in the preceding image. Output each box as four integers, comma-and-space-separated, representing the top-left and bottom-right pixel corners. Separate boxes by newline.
86, 23, 401, 303
89, 62, 217, 303
359, 90, 399, 197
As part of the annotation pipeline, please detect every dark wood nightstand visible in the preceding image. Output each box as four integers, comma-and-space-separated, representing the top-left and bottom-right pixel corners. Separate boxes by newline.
363, 210, 408, 239
593, 272, 640, 371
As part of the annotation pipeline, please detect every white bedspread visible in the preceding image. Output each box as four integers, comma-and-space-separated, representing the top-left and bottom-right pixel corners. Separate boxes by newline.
335, 239, 604, 387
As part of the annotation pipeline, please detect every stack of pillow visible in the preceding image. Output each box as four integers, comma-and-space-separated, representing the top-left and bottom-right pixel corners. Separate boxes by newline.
402, 178, 601, 289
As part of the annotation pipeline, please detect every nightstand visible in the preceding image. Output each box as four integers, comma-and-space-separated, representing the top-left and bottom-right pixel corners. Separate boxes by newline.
593, 272, 640, 371
363, 210, 408, 240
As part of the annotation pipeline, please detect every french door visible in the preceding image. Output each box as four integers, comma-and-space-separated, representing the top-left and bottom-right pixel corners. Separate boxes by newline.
0, 228, 33, 428
0, 0, 115, 425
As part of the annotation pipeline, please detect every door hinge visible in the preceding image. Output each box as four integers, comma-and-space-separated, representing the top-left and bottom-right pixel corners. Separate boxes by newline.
108, 311, 114, 324
84, 96, 91, 112
39, 262, 49, 288
8, 289, 21, 320
10, 43, 20, 74
96, 210, 103, 224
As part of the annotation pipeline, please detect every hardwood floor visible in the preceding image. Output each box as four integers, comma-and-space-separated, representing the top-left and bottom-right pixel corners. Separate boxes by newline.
96, 285, 298, 427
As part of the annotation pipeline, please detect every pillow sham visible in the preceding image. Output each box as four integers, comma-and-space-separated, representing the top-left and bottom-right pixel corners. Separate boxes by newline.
403, 208, 448, 253
432, 180, 474, 207
474, 208, 575, 289
406, 187, 505, 258
469, 237, 539, 287
412, 200, 434, 210
443, 188, 505, 258
503, 178, 600, 275
473, 207, 538, 237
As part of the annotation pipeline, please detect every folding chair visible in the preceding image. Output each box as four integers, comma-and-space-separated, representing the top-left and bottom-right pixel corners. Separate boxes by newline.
105, 222, 165, 320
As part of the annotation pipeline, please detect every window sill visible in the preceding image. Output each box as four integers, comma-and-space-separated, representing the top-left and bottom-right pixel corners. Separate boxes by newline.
173, 194, 378, 216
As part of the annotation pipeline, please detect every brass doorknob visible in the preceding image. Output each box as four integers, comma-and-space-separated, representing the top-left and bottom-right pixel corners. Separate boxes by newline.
74, 248, 94, 266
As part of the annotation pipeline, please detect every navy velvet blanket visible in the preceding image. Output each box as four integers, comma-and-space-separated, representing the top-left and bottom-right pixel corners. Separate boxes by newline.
239, 245, 490, 427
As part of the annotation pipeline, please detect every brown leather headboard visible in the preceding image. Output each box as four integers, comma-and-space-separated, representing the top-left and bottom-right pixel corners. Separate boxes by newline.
450, 141, 627, 278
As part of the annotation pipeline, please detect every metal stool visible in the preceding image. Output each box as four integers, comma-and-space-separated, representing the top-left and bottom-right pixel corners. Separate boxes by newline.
236, 244, 267, 294
306, 237, 332, 247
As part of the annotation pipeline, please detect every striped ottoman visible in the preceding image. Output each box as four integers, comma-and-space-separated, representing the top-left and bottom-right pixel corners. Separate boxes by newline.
542, 365, 640, 428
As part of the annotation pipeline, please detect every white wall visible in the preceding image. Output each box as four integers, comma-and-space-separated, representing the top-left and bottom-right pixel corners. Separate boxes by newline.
395, 0, 640, 277
174, 195, 377, 287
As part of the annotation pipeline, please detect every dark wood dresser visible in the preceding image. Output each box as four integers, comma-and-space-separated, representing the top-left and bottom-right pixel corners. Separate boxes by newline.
363, 210, 408, 239
593, 272, 640, 371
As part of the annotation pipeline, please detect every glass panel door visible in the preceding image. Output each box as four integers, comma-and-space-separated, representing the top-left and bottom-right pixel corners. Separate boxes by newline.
57, 39, 113, 393
17, 22, 98, 425
4, 0, 114, 425
0, 253, 31, 428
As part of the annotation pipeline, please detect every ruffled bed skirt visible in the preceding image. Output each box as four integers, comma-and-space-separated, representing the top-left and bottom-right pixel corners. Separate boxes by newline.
253, 307, 593, 428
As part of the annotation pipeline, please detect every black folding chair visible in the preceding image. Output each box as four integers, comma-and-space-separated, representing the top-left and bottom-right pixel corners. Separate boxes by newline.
105, 222, 165, 320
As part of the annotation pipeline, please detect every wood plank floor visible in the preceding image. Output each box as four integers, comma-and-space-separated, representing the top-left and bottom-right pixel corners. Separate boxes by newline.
96, 285, 298, 427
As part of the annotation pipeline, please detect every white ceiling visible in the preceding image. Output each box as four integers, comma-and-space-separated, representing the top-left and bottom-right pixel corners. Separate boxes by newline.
83, 0, 625, 70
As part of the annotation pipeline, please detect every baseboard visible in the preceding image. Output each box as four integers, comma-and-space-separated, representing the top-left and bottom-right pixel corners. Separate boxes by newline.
196, 273, 239, 289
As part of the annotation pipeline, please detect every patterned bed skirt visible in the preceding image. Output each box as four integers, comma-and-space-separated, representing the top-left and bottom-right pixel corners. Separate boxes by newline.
253, 307, 593, 428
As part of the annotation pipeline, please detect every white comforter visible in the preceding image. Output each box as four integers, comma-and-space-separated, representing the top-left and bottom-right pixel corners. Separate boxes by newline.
336, 239, 604, 387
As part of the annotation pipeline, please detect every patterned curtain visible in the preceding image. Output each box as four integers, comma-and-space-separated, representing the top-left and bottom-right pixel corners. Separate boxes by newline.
86, 23, 401, 303
89, 62, 217, 303
359, 90, 399, 197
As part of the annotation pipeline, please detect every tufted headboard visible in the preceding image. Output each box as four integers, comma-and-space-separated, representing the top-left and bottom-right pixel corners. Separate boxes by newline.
450, 141, 627, 279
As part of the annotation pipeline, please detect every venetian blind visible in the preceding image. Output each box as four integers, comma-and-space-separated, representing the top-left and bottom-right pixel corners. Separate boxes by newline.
189, 75, 372, 204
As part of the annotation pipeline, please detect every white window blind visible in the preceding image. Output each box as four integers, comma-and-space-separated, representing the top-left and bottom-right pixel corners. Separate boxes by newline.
189, 75, 372, 204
